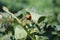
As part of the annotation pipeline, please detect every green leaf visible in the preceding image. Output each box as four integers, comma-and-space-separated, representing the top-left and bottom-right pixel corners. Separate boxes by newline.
38, 16, 46, 23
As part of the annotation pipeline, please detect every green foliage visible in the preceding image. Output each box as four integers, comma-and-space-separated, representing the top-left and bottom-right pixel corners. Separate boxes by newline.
0, 0, 60, 40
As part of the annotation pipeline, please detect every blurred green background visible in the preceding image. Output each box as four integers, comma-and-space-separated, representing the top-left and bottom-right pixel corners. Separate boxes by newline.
0, 0, 60, 13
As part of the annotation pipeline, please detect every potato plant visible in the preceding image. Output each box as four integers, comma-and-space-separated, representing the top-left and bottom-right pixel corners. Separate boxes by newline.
0, 0, 60, 40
